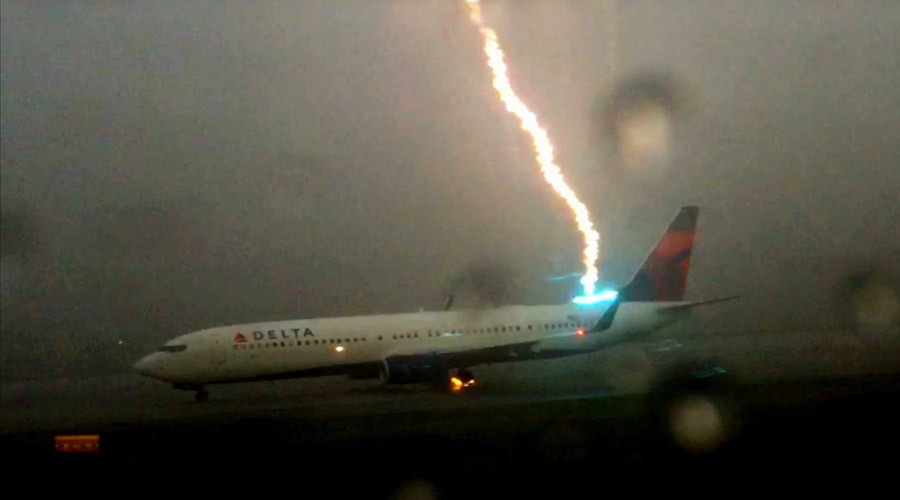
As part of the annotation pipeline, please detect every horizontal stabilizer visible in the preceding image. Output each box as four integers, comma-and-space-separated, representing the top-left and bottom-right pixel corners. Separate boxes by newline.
657, 295, 741, 315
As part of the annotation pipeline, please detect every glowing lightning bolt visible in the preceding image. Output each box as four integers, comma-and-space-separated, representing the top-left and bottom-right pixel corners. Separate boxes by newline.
463, 0, 601, 298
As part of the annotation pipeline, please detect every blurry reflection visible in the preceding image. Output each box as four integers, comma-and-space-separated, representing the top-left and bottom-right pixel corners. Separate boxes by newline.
389, 478, 439, 500
617, 101, 672, 168
593, 72, 687, 175
833, 267, 900, 333
667, 394, 727, 454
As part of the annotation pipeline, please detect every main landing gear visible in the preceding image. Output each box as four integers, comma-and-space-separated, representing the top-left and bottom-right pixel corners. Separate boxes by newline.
174, 384, 209, 403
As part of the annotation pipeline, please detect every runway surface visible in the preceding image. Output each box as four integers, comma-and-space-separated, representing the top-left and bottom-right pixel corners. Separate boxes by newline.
2, 328, 898, 495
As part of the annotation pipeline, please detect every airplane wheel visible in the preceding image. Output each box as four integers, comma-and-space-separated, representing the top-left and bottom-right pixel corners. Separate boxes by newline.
195, 388, 209, 403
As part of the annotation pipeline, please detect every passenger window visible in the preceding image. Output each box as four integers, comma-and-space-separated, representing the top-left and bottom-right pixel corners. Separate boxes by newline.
528, 325, 532, 330
516, 326, 521, 331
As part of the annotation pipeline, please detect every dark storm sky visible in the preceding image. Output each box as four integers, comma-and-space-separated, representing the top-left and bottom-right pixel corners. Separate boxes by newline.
2, 0, 898, 378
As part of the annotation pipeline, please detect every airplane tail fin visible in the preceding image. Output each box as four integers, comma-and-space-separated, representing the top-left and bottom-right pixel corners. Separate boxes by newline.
619, 206, 698, 302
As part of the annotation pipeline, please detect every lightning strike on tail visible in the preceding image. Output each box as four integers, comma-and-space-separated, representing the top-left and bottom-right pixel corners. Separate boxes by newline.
463, 0, 601, 298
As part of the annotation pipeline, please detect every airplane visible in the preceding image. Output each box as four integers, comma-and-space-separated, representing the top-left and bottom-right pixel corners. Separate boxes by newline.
134, 206, 735, 402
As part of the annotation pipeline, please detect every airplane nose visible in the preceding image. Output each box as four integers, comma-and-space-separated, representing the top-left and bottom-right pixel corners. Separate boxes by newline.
133, 355, 155, 377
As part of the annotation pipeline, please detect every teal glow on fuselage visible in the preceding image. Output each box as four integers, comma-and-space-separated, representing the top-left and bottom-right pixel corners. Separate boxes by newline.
572, 288, 618, 305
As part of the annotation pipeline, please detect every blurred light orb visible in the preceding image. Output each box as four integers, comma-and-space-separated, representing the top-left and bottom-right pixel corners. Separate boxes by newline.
616, 100, 673, 169
834, 268, 900, 334
852, 284, 900, 327
596, 72, 687, 176
389, 479, 438, 500
668, 395, 727, 453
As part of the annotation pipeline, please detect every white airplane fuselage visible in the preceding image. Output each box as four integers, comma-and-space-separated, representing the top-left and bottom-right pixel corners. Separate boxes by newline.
135, 206, 714, 393
134, 301, 679, 387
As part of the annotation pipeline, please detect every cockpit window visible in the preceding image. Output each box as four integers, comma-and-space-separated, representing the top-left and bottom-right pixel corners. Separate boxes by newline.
158, 344, 187, 353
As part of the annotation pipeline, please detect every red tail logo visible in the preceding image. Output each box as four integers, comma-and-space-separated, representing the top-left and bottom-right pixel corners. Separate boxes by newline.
620, 206, 698, 302
234, 332, 247, 343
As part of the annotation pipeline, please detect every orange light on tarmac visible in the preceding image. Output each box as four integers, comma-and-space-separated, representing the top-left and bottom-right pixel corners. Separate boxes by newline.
55, 435, 100, 453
